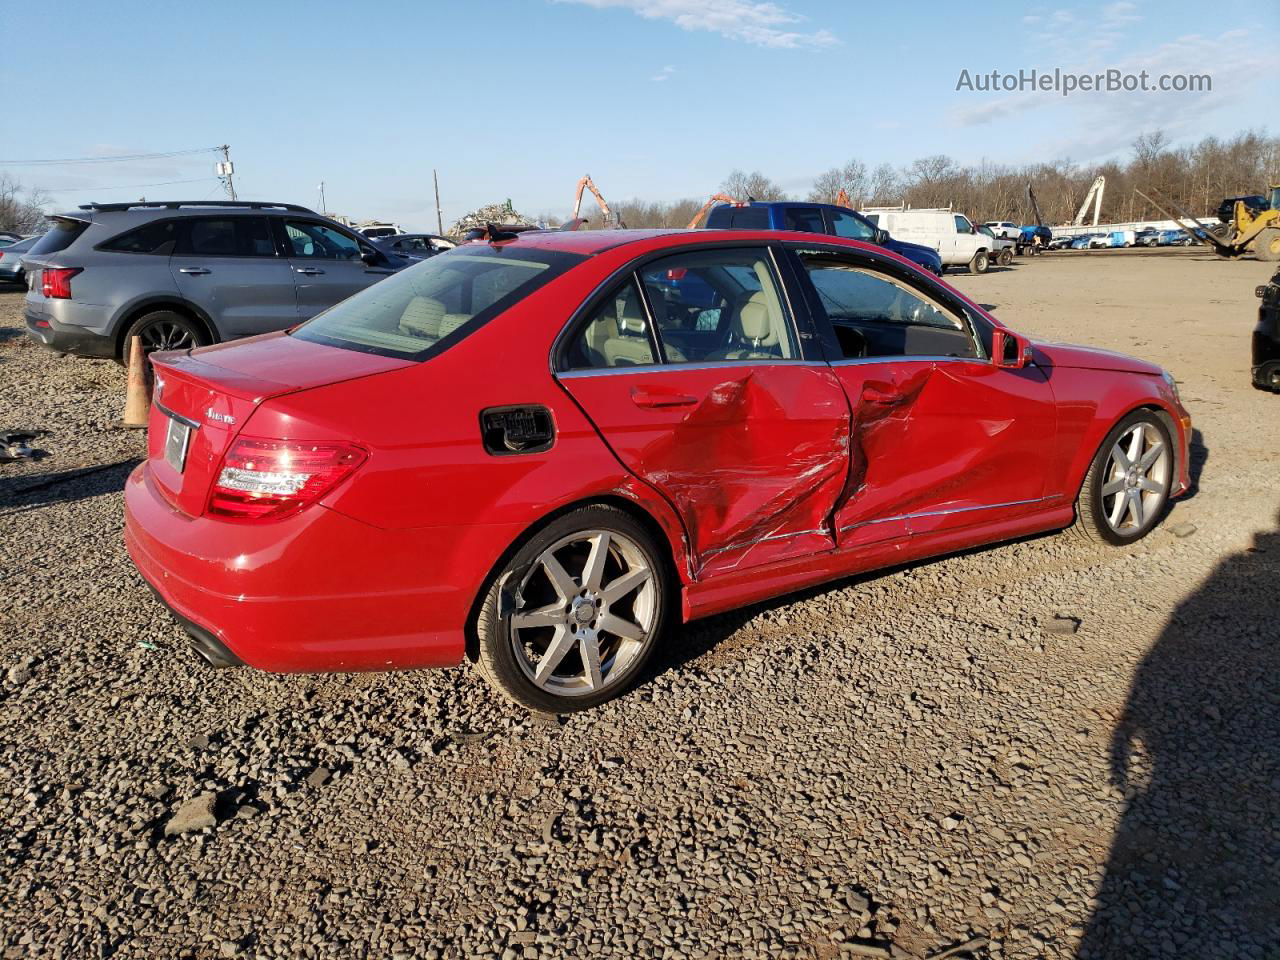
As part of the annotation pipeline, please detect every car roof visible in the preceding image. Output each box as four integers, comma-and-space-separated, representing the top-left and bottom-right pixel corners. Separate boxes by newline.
468, 226, 891, 260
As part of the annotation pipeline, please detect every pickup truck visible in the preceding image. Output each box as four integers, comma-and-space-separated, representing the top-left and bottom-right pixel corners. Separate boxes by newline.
976, 225, 1015, 265
705, 201, 943, 276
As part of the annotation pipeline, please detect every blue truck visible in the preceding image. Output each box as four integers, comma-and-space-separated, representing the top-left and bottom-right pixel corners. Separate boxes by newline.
704, 201, 943, 276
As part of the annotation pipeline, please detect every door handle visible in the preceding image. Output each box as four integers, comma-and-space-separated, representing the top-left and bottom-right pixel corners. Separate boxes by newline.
177, 267, 210, 275
862, 387, 902, 406
630, 387, 698, 409
294, 267, 326, 276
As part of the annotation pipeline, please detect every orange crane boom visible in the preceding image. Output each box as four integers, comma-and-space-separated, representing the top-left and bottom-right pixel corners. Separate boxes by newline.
571, 174, 620, 227
687, 193, 743, 229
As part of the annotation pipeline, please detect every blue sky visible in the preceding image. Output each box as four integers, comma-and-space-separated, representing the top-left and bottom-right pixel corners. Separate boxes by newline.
1, 0, 1272, 230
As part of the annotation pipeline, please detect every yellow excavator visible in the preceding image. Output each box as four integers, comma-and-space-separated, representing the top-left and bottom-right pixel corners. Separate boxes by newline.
1136, 184, 1280, 261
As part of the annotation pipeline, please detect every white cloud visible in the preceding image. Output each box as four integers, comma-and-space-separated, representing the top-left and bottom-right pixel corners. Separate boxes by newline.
554, 0, 839, 49
651, 64, 677, 81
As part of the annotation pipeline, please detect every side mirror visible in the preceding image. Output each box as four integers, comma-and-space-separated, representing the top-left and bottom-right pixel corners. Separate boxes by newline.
360, 248, 381, 266
875, 228, 889, 245
992, 328, 1030, 369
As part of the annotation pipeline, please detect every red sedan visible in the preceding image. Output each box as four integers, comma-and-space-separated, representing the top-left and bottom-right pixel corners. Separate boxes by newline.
125, 228, 1191, 712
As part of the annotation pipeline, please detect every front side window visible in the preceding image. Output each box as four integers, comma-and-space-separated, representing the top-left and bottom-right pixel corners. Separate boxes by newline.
99, 219, 178, 255
954, 215, 973, 234
285, 220, 363, 260
800, 256, 976, 360
564, 278, 656, 370
638, 248, 797, 363
294, 247, 582, 360
828, 210, 877, 241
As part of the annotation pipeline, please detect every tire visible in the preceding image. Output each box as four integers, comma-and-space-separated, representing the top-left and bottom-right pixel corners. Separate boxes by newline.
1254, 361, 1280, 393
998, 247, 1013, 266
1255, 228, 1280, 262
969, 250, 989, 274
1072, 410, 1174, 545
474, 505, 671, 713
119, 310, 208, 364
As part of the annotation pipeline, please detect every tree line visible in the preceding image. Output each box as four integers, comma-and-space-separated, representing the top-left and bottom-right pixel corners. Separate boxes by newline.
607, 128, 1280, 229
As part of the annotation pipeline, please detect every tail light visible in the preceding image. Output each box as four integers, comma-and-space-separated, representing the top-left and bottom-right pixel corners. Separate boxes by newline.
208, 437, 367, 521
41, 267, 82, 299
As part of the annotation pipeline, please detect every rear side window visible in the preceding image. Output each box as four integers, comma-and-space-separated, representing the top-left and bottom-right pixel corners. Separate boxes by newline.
30, 219, 91, 256
728, 208, 770, 229
564, 279, 656, 370
293, 247, 583, 360
181, 217, 276, 257
783, 208, 826, 233
100, 219, 179, 255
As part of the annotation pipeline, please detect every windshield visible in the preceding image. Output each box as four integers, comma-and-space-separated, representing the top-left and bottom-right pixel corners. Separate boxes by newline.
293, 245, 584, 360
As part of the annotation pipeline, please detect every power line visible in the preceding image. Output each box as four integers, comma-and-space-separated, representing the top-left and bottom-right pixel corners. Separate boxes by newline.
47, 177, 220, 194
0, 147, 222, 166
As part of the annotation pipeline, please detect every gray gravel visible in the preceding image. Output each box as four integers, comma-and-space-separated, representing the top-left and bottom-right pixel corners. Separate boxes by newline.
1, 250, 1278, 960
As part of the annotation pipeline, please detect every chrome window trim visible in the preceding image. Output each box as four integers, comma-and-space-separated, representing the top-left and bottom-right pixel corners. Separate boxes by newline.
837, 495, 1062, 533
828, 355, 979, 368
557, 359, 832, 380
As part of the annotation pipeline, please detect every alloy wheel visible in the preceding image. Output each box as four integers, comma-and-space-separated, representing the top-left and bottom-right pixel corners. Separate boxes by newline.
139, 320, 196, 352
510, 529, 656, 697
1100, 421, 1171, 534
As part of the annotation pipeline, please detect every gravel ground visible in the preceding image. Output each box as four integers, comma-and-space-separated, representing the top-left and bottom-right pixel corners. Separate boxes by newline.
1, 249, 1277, 960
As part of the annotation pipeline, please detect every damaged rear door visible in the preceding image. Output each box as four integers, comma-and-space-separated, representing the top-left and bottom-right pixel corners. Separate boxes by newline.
556, 246, 850, 577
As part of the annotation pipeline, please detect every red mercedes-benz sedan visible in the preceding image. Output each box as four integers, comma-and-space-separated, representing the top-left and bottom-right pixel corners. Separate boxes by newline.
125, 228, 1191, 712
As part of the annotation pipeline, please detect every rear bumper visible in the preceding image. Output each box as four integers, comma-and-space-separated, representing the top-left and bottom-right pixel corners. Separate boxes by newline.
25, 307, 117, 358
124, 463, 513, 672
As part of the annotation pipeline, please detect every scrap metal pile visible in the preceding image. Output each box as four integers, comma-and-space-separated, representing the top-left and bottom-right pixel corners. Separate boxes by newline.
448, 200, 538, 238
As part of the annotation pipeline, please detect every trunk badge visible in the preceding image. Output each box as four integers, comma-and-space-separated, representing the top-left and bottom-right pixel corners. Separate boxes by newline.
205, 408, 236, 425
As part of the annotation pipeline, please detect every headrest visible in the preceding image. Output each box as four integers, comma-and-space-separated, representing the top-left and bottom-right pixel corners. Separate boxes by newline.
737, 292, 775, 344
617, 314, 647, 336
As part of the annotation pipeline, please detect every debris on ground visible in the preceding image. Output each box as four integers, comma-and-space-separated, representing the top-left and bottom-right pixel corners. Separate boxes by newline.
164, 793, 217, 836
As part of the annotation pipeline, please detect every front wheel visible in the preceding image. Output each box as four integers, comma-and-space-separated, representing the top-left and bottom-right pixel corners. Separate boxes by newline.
969, 250, 989, 274
474, 506, 671, 713
1255, 228, 1280, 262
1072, 411, 1174, 545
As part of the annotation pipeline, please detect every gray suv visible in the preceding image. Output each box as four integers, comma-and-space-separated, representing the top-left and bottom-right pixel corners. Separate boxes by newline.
23, 200, 410, 360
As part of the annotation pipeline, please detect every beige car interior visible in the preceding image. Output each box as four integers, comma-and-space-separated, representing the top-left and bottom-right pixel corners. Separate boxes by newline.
398, 296, 474, 342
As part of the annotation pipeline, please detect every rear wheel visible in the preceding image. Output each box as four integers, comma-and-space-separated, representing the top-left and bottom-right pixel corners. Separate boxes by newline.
1254, 361, 1280, 392
998, 247, 1013, 266
475, 506, 670, 713
969, 250, 989, 274
1072, 411, 1173, 545
119, 310, 208, 363
1255, 228, 1280, 262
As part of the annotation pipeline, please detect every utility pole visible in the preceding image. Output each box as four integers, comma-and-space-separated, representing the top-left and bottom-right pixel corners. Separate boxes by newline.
217, 144, 237, 200
433, 169, 443, 235
318, 181, 327, 215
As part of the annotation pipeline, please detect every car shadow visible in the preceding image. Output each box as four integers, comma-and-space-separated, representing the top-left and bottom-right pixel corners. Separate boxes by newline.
0, 458, 141, 513
1078, 512, 1280, 957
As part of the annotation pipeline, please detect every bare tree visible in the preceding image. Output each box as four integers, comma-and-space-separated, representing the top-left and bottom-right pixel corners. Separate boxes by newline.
720, 170, 789, 202
865, 163, 900, 206
807, 159, 869, 206
0, 174, 50, 234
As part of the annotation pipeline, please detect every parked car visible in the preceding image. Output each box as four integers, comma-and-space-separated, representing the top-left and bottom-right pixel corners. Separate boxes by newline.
1047, 236, 1075, 250
0, 235, 40, 285
124, 228, 1191, 712
1218, 195, 1267, 224
0, 231, 25, 246
375, 233, 457, 260
982, 221, 1020, 241
358, 221, 404, 239
21, 201, 410, 360
976, 225, 1015, 265
1254, 268, 1280, 392
1070, 236, 1094, 250
1158, 229, 1193, 246
861, 207, 993, 274
1135, 228, 1161, 247
1088, 235, 1111, 249
704, 201, 942, 276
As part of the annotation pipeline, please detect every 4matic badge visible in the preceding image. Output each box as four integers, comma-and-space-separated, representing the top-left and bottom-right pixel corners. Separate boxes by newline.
205, 408, 236, 425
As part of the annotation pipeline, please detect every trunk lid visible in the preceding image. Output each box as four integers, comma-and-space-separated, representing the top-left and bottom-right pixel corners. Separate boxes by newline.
147, 332, 412, 517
